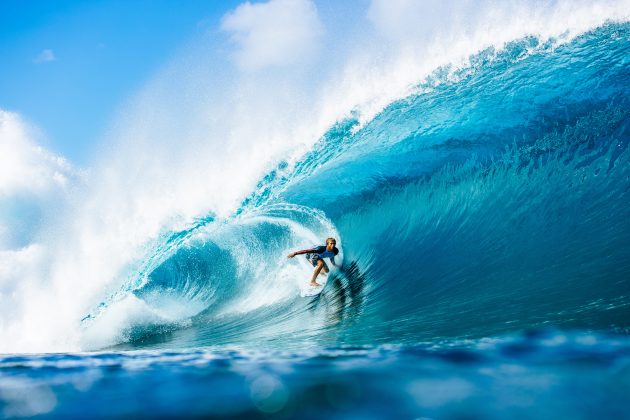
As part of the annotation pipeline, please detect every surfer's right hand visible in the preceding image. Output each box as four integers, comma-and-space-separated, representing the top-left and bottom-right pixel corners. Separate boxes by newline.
287, 253, 295, 258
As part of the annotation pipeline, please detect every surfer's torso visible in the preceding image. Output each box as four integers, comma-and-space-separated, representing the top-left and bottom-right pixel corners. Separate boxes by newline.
305, 245, 338, 267
311, 245, 337, 259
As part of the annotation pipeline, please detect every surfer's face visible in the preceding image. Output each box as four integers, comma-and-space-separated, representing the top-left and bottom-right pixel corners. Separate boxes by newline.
326, 240, 336, 251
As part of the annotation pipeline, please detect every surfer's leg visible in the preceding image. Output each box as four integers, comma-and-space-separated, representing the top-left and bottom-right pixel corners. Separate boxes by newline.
320, 262, 329, 275
310, 260, 325, 286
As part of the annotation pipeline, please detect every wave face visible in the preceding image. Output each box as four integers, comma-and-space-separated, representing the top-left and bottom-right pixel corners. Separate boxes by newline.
80, 22, 630, 351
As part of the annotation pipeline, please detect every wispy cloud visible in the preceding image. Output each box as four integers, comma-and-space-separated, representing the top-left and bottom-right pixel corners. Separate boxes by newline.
221, 0, 323, 71
34, 49, 56, 64
0, 110, 81, 249
0, 110, 78, 197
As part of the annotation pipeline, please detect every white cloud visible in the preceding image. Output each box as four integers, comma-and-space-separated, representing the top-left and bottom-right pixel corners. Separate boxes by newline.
0, 111, 74, 197
0, 110, 79, 248
221, 0, 323, 71
34, 49, 56, 64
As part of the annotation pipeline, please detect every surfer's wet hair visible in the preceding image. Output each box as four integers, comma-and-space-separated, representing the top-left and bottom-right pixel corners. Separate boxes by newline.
326, 237, 339, 255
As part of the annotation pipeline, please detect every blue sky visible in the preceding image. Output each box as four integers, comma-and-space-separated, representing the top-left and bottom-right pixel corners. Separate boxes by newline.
0, 0, 241, 164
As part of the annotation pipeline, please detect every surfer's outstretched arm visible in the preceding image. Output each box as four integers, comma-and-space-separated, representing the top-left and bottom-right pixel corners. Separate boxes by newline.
287, 249, 313, 258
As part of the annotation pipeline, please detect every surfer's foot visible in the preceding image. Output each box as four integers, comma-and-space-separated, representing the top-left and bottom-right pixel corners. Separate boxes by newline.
310, 282, 321, 287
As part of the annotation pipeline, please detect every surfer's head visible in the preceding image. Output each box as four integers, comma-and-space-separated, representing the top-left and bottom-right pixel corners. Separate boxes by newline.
326, 237, 338, 253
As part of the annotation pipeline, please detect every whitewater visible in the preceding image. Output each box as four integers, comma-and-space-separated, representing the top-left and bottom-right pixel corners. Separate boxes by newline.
1, 0, 629, 417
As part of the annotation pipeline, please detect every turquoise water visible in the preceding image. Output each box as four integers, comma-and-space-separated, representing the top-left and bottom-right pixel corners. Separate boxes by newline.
2, 22, 630, 418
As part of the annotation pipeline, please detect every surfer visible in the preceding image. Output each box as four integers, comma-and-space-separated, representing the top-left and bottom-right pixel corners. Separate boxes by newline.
287, 238, 339, 287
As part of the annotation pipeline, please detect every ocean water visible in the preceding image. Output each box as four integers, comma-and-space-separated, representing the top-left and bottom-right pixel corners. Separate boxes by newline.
1, 331, 629, 418
2, 10, 630, 420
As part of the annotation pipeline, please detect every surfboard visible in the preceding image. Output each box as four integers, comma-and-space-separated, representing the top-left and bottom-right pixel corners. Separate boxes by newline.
300, 273, 328, 297
301, 284, 324, 297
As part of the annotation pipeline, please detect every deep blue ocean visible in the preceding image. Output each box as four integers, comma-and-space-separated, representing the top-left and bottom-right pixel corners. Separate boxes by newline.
2, 21, 630, 419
